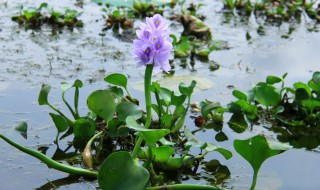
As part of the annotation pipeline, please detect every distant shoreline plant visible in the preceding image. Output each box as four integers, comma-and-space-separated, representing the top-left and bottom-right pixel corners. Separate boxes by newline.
11, 3, 83, 31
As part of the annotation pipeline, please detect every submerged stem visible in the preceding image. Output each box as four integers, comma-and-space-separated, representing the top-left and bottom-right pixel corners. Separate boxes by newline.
0, 134, 98, 178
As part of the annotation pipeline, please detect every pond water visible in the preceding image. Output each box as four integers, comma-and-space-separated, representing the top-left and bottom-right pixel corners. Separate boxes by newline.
0, 0, 319, 189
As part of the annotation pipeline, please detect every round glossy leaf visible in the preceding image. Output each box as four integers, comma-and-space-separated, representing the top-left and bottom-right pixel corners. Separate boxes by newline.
254, 84, 281, 106
152, 146, 174, 163
87, 90, 117, 122
266, 76, 282, 85
234, 135, 291, 175
73, 118, 96, 138
232, 90, 247, 101
294, 82, 311, 96
98, 151, 149, 190
116, 102, 142, 121
104, 73, 127, 89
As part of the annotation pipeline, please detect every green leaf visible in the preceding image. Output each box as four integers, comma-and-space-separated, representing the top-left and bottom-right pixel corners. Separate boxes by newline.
234, 135, 291, 189
49, 113, 68, 133
170, 34, 177, 46
171, 93, 187, 107
104, 73, 128, 89
232, 90, 247, 101
160, 114, 172, 129
98, 151, 149, 190
201, 101, 221, 117
196, 48, 211, 57
171, 113, 186, 133
38, 84, 51, 105
174, 36, 190, 57
228, 113, 248, 133
308, 71, 320, 92
108, 119, 129, 137
254, 83, 281, 106
159, 138, 175, 146
126, 116, 170, 146
159, 87, 172, 106
294, 82, 311, 96
179, 80, 196, 98
116, 102, 142, 121
152, 146, 174, 163
87, 90, 118, 123
15, 121, 28, 139
73, 118, 96, 138
301, 99, 320, 111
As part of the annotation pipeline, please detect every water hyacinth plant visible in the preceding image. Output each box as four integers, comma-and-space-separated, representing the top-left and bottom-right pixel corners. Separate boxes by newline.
1, 14, 237, 190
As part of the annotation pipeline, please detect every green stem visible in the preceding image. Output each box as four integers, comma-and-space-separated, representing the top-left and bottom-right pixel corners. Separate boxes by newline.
88, 131, 104, 147
132, 64, 154, 158
48, 103, 74, 127
62, 92, 77, 119
144, 64, 154, 129
145, 184, 223, 190
74, 87, 80, 119
145, 144, 153, 168
0, 134, 98, 178
250, 170, 259, 190
154, 90, 162, 127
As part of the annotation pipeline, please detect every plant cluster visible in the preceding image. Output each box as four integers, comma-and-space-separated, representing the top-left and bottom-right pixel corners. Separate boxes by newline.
198, 72, 320, 145
11, 3, 83, 31
102, 8, 133, 32
0, 14, 292, 190
223, 0, 320, 24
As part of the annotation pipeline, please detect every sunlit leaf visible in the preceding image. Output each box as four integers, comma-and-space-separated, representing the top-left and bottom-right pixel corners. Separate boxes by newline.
98, 151, 149, 190
234, 135, 291, 190
266, 76, 282, 85
152, 146, 174, 163
254, 83, 281, 106
232, 90, 247, 101
104, 73, 128, 89
87, 90, 118, 123
294, 82, 311, 96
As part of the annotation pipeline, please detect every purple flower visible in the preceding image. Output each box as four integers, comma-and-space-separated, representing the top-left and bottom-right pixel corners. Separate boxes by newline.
133, 14, 172, 73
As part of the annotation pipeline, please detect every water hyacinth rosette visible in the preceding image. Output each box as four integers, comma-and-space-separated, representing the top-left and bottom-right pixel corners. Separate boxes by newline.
133, 14, 173, 73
